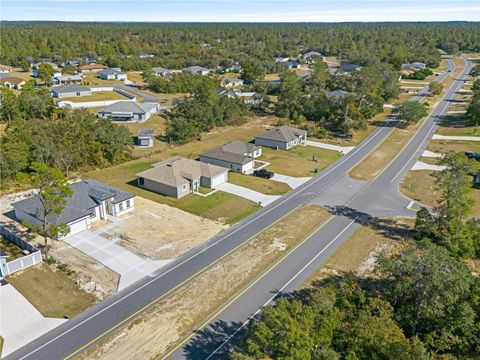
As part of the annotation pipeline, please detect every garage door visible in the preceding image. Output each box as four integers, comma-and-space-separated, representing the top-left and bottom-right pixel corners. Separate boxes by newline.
66, 218, 88, 237
210, 172, 228, 188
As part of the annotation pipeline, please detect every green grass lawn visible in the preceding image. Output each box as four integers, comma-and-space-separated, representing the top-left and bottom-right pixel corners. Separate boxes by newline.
0, 236, 25, 260
7, 263, 96, 318
259, 146, 341, 177
436, 115, 479, 137
59, 91, 129, 102
228, 172, 291, 195
428, 140, 480, 154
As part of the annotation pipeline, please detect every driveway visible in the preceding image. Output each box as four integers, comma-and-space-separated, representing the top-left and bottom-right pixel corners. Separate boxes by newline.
64, 231, 171, 291
271, 174, 311, 189
432, 134, 480, 141
305, 140, 354, 154
215, 183, 280, 207
0, 284, 66, 357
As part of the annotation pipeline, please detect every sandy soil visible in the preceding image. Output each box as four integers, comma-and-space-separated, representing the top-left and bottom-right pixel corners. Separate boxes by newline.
102, 197, 228, 260
77, 205, 330, 360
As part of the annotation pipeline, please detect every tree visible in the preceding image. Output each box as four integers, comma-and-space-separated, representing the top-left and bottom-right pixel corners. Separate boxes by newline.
63, 64, 77, 75
428, 81, 443, 97
18, 58, 31, 72
240, 61, 265, 85
394, 101, 427, 127
22, 162, 73, 260
276, 70, 303, 120
37, 63, 55, 86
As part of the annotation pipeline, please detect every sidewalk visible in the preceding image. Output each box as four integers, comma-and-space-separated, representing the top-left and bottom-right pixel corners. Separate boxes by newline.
305, 140, 354, 154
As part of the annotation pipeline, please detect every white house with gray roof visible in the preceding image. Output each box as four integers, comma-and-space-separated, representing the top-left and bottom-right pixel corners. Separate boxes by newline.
98, 101, 159, 122
200, 141, 262, 174
52, 84, 91, 98
182, 66, 210, 76
137, 128, 154, 147
152, 67, 172, 77
255, 125, 307, 150
136, 156, 228, 199
12, 179, 134, 239
98, 68, 127, 81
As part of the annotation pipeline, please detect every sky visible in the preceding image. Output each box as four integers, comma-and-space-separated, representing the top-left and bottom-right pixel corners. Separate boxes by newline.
1, 0, 480, 22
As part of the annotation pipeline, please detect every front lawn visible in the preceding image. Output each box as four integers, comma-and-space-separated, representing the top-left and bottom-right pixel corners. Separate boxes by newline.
59, 91, 129, 102
260, 146, 341, 177
228, 172, 291, 195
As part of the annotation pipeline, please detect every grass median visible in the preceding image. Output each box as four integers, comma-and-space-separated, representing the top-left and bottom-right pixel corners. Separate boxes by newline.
77, 205, 331, 360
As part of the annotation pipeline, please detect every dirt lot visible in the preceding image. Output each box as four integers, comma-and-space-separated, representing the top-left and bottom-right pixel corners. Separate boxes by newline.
77, 205, 331, 360
101, 197, 228, 260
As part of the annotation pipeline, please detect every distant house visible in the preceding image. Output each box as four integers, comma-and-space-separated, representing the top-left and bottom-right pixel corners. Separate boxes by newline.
297, 70, 312, 79
138, 53, 154, 59
182, 66, 210, 76
200, 141, 262, 174
216, 87, 261, 105
12, 179, 134, 239
51, 84, 91, 98
31, 62, 59, 77
0, 65, 12, 73
255, 125, 307, 150
67, 59, 80, 67
222, 78, 244, 88
77, 64, 108, 73
216, 87, 237, 98
152, 67, 172, 77
339, 64, 362, 73
227, 65, 243, 73
136, 156, 228, 199
275, 57, 291, 63
402, 62, 427, 71
98, 101, 158, 122
137, 128, 154, 147
98, 68, 127, 81
0, 77, 26, 90
286, 60, 302, 69
327, 89, 350, 99
303, 51, 325, 64
53, 74, 83, 85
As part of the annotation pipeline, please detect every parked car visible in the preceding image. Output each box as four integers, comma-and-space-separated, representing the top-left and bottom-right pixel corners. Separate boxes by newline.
464, 151, 480, 161
253, 169, 274, 179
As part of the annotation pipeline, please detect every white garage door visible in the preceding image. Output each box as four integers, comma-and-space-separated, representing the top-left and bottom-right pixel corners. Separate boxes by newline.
66, 218, 88, 237
210, 172, 228, 188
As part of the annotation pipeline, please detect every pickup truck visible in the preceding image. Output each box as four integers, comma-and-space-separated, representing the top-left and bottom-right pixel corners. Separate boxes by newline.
253, 169, 274, 179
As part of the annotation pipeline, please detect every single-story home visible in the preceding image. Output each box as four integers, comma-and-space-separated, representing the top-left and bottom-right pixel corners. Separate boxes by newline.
0, 65, 12, 73
98, 101, 158, 122
327, 89, 350, 99
275, 57, 291, 63
51, 84, 91, 98
137, 128, 154, 147
138, 53, 155, 59
200, 140, 262, 174
255, 125, 307, 150
223, 78, 244, 88
152, 67, 172, 77
0, 77, 26, 90
402, 62, 427, 71
303, 51, 325, 63
339, 64, 362, 73
216, 88, 261, 105
136, 156, 228, 199
12, 179, 134, 239
77, 64, 108, 73
98, 68, 127, 81
182, 66, 210, 76
53, 74, 83, 85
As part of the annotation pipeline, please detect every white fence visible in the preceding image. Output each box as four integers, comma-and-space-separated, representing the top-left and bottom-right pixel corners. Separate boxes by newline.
0, 225, 42, 278
57, 87, 136, 109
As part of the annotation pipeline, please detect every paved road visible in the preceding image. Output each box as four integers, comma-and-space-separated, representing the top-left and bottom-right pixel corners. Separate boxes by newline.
6, 57, 465, 360
162, 57, 472, 360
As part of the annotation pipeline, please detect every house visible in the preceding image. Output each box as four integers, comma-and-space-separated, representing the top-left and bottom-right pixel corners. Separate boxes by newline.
339, 64, 362, 73
327, 89, 350, 99
182, 66, 210, 76
303, 51, 325, 64
98, 101, 158, 122
235, 92, 262, 105
200, 141, 262, 174
138, 53, 154, 59
98, 68, 128, 81
31, 62, 59, 77
0, 77, 26, 90
227, 65, 243, 73
222, 78, 244, 88
275, 57, 291, 63
53, 74, 83, 85
12, 179, 134, 239
152, 67, 172, 77
137, 128, 154, 147
136, 156, 228, 199
0, 65, 12, 73
77, 64, 108, 73
286, 60, 301, 69
473, 171, 480, 186
216, 87, 237, 97
52, 84, 91, 98
402, 62, 427, 71
255, 125, 307, 150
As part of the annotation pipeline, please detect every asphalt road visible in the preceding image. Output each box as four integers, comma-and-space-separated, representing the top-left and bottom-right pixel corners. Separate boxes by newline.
6, 57, 467, 360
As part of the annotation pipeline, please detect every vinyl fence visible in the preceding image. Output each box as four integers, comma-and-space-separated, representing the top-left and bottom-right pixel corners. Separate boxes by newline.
57, 87, 136, 109
0, 225, 42, 278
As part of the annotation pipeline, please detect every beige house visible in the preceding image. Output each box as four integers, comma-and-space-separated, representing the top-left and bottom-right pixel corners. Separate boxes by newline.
200, 141, 262, 174
0, 77, 26, 90
136, 156, 228, 199
255, 126, 307, 150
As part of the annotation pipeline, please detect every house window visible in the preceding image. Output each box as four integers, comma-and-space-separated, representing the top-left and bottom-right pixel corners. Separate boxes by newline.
119, 202, 124, 211
76, 92, 80, 96
182, 184, 188, 191
126, 199, 131, 208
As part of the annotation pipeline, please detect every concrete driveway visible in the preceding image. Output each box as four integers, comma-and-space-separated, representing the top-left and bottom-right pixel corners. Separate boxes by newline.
215, 183, 280, 207
0, 283, 66, 357
65, 231, 171, 291
271, 174, 311, 189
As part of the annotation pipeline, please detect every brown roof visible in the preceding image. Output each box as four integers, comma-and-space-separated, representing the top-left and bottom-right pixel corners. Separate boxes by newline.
78, 64, 107, 71
0, 77, 25, 85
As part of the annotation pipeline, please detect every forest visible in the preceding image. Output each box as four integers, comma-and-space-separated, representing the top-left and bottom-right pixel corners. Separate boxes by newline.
1, 22, 479, 71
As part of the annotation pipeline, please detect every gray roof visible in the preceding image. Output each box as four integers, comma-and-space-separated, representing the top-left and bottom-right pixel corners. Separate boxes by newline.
152, 67, 171, 74
304, 51, 323, 57
137, 156, 227, 187
201, 141, 259, 165
99, 68, 125, 76
327, 90, 350, 98
138, 128, 154, 136
52, 84, 90, 94
256, 126, 307, 143
339, 64, 362, 72
183, 66, 209, 73
12, 179, 133, 225
99, 101, 156, 115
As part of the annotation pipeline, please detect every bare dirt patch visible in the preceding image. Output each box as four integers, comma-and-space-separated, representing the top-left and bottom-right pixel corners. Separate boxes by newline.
101, 197, 228, 260
77, 205, 331, 360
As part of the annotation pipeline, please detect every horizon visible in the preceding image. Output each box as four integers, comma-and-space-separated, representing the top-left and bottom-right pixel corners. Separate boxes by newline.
2, 0, 480, 22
